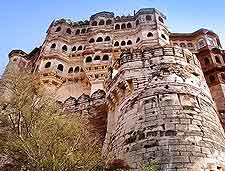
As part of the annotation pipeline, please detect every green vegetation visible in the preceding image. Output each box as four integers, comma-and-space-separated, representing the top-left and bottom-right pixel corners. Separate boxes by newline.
0, 70, 103, 171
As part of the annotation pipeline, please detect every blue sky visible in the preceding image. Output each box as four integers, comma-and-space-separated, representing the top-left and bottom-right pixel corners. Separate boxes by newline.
0, 0, 225, 73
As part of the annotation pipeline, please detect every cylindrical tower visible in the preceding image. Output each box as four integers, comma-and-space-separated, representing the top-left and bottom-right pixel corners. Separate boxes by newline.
104, 47, 225, 170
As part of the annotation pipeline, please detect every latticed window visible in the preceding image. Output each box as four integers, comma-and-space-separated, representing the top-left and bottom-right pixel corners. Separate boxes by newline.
115, 24, 120, 30
106, 19, 112, 25
86, 56, 92, 63
146, 15, 152, 21
102, 55, 109, 61
55, 26, 61, 32
62, 45, 67, 52
147, 32, 153, 37
50, 43, 56, 49
105, 36, 111, 41
96, 37, 103, 42
57, 64, 64, 71
92, 21, 97, 26
215, 56, 221, 64
114, 41, 119, 46
66, 28, 71, 34
204, 57, 210, 65
68, 67, 73, 73
45, 62, 51, 68
127, 23, 132, 28
127, 40, 132, 45
99, 20, 105, 25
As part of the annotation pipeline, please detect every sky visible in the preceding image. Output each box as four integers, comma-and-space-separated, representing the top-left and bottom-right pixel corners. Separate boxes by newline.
0, 0, 225, 73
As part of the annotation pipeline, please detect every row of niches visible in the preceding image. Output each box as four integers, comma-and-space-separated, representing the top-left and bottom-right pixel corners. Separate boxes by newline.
85, 54, 110, 63
173, 42, 194, 49
64, 89, 106, 106
52, 15, 165, 36
43, 61, 84, 74
207, 72, 225, 84
49, 43, 85, 53
54, 26, 90, 36
91, 15, 164, 28
47, 31, 164, 54
203, 55, 225, 66
173, 37, 218, 50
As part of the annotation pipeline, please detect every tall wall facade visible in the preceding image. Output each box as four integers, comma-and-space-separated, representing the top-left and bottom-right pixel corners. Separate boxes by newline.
104, 47, 225, 170
3, 7, 225, 171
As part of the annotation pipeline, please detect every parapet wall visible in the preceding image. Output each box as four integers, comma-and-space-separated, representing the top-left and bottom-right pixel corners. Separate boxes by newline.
63, 89, 108, 144
104, 47, 225, 170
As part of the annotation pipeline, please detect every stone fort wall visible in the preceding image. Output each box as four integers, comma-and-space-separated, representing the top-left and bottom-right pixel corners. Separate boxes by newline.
103, 47, 225, 170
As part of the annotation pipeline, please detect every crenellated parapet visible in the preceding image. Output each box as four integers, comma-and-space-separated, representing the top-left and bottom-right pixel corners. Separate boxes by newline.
63, 89, 108, 144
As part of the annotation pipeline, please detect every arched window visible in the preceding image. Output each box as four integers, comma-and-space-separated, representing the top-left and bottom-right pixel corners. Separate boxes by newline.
146, 15, 152, 21
215, 56, 221, 64
94, 56, 101, 60
105, 36, 111, 41
102, 55, 109, 61
50, 43, 56, 49
81, 28, 86, 34
57, 64, 64, 71
106, 19, 112, 25
62, 45, 67, 51
89, 38, 95, 43
136, 20, 140, 26
209, 75, 215, 83
68, 67, 73, 73
86, 28, 90, 33
114, 41, 119, 47
96, 37, 103, 42
121, 41, 126, 46
158, 16, 164, 23
121, 23, 126, 29
86, 56, 92, 63
221, 73, 225, 81
92, 21, 97, 26
99, 20, 105, 25
204, 57, 210, 65
198, 39, 205, 48
147, 32, 153, 37
45, 62, 51, 68
77, 46, 82, 51
74, 66, 79, 73
55, 26, 61, 32
180, 43, 186, 48
127, 23, 132, 28
136, 37, 140, 43
187, 43, 193, 48
161, 34, 167, 40
75, 29, 80, 35
127, 40, 132, 45
66, 28, 71, 34
115, 24, 120, 30
72, 46, 76, 52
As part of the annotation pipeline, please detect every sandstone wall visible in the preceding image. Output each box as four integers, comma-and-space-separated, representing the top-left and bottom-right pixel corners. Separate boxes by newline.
104, 47, 225, 171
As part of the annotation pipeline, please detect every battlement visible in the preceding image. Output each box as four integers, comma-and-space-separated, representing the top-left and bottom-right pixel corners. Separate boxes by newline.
51, 8, 166, 29
63, 89, 107, 144
4, 7, 225, 170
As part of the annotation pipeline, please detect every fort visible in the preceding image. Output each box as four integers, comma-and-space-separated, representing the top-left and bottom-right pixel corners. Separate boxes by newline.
3, 8, 225, 170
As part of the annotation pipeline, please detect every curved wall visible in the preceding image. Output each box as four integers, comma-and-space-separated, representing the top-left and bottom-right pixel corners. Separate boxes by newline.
104, 47, 225, 170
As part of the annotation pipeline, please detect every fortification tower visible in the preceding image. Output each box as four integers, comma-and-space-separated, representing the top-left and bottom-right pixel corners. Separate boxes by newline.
170, 29, 225, 128
104, 47, 225, 170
